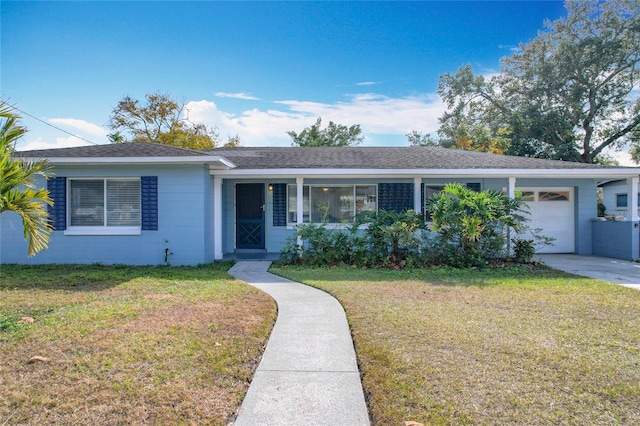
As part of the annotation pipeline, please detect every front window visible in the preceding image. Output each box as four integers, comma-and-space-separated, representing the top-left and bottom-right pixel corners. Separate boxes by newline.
424, 184, 445, 203
68, 178, 141, 233
287, 185, 377, 224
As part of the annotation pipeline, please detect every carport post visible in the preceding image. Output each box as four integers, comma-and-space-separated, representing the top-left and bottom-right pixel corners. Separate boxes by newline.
213, 175, 223, 260
296, 176, 304, 248
628, 176, 639, 222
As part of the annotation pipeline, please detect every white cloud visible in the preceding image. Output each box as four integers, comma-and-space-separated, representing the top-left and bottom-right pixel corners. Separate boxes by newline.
20, 136, 92, 151
214, 92, 260, 100
185, 92, 445, 146
276, 93, 444, 135
48, 118, 108, 138
355, 81, 381, 86
18, 94, 445, 150
605, 147, 637, 167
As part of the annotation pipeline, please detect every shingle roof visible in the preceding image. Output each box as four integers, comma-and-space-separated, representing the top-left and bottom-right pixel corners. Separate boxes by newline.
18, 142, 210, 158
209, 146, 608, 170
16, 143, 621, 170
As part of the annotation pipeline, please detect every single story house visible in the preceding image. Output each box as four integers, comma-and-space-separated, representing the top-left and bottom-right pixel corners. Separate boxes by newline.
2, 142, 639, 265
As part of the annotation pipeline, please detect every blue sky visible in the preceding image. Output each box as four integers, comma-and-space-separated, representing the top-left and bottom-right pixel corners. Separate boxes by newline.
2, 1, 569, 151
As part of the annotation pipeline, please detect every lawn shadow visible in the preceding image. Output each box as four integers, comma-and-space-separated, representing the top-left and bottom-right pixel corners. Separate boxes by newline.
0, 262, 235, 292
270, 263, 589, 289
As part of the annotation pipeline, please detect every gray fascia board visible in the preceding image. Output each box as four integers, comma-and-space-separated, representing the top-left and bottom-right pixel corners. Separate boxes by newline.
212, 167, 640, 179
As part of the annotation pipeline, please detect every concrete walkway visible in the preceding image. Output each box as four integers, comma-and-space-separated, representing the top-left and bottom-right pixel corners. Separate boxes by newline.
537, 254, 640, 290
228, 261, 370, 426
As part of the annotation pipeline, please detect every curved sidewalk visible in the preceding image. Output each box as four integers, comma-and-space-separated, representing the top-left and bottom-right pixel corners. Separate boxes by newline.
228, 261, 370, 426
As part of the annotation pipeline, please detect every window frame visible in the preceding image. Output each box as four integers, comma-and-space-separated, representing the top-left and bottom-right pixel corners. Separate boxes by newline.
287, 184, 378, 226
64, 177, 142, 236
616, 193, 640, 208
423, 183, 448, 220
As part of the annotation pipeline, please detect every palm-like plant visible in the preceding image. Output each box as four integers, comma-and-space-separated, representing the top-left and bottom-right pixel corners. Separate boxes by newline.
0, 102, 53, 256
427, 183, 526, 260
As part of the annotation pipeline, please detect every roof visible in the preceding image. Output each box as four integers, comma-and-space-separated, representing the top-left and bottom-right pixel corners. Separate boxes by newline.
17, 142, 235, 168
15, 143, 640, 177
18, 142, 210, 158
209, 146, 608, 170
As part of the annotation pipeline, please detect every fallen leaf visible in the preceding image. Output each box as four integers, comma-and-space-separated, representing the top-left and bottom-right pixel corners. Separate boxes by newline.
28, 356, 49, 364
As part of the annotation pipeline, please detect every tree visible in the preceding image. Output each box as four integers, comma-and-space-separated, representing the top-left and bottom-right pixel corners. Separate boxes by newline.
631, 128, 640, 163
224, 134, 241, 148
406, 130, 438, 147
438, 0, 640, 163
108, 92, 218, 149
287, 117, 364, 147
0, 102, 53, 256
107, 131, 125, 143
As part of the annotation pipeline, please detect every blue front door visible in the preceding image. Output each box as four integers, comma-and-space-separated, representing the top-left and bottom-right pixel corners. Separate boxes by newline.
236, 183, 265, 250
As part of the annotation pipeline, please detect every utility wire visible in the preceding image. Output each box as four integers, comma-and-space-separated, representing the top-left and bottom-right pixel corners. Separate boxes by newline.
7, 104, 101, 146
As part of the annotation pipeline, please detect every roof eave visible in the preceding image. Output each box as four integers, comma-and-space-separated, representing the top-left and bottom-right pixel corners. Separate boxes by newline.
25, 156, 236, 169
212, 167, 640, 179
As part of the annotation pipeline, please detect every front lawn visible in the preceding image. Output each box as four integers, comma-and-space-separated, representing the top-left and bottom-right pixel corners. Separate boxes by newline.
272, 265, 640, 425
0, 263, 276, 425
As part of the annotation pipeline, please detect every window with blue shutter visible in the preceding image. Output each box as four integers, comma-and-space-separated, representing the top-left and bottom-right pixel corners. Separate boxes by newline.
141, 176, 158, 230
272, 183, 287, 226
378, 183, 414, 212
47, 177, 67, 230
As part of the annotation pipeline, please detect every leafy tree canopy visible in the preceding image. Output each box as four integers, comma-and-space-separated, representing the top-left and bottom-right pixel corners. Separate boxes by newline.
406, 130, 439, 147
287, 117, 364, 147
108, 93, 218, 149
438, 0, 640, 163
0, 101, 53, 255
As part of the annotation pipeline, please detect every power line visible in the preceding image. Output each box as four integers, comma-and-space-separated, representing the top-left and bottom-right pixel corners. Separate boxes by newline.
7, 104, 101, 146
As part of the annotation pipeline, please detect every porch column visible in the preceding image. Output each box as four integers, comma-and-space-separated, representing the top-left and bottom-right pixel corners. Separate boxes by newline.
296, 176, 304, 247
413, 177, 422, 213
506, 177, 516, 256
507, 176, 516, 199
213, 175, 223, 260
628, 176, 639, 221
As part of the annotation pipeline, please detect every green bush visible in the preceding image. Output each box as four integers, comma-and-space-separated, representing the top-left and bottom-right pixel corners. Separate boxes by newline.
426, 183, 527, 267
279, 210, 426, 267
512, 238, 536, 263
279, 185, 550, 269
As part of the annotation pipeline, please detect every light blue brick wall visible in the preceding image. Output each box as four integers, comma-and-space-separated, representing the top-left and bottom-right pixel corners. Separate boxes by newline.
219, 176, 600, 256
592, 220, 640, 260
2, 167, 607, 264
0, 164, 213, 266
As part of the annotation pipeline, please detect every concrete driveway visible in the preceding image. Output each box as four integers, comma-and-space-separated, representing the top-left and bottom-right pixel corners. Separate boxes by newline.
537, 254, 640, 290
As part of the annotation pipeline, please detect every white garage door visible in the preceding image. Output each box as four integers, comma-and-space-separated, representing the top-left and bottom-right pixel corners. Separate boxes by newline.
516, 188, 574, 253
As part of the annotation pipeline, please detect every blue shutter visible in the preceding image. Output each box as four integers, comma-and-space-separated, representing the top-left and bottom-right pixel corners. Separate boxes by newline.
378, 183, 414, 212
272, 183, 287, 227
47, 177, 66, 230
141, 176, 158, 230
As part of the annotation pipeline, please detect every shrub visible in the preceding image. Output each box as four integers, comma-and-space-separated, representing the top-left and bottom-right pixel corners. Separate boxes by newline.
512, 238, 536, 263
279, 184, 549, 269
426, 183, 528, 267
279, 210, 426, 267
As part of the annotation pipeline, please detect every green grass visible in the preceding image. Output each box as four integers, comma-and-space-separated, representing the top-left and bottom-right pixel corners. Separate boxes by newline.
272, 264, 640, 425
0, 263, 276, 425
